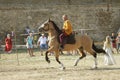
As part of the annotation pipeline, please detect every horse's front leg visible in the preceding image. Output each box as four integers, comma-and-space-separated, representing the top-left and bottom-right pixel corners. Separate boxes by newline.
45, 46, 54, 63
55, 50, 65, 70
45, 51, 50, 63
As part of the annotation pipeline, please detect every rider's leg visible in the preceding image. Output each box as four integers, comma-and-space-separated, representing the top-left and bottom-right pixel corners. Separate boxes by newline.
59, 33, 66, 49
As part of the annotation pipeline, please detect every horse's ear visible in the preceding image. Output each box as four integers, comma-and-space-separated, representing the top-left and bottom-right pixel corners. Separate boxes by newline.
48, 18, 51, 22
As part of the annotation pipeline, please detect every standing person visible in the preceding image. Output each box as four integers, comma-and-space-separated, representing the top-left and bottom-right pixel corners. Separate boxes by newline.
111, 33, 117, 53
25, 26, 30, 34
116, 32, 120, 53
11, 31, 15, 39
103, 36, 116, 65
0, 35, 2, 49
37, 34, 48, 55
33, 35, 38, 45
5, 34, 12, 53
26, 33, 35, 57
59, 14, 73, 49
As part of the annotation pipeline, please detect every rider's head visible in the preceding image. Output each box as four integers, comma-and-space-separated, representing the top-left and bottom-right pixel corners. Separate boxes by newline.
62, 14, 68, 21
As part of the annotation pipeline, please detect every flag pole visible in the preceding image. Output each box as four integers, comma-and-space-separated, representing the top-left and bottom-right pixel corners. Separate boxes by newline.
15, 31, 20, 65
14, 12, 19, 65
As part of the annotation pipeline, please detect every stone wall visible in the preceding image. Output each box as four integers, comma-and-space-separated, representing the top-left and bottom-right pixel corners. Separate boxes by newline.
0, 0, 120, 44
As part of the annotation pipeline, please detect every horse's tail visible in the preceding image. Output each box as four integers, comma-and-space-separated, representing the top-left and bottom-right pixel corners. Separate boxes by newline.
92, 42, 106, 54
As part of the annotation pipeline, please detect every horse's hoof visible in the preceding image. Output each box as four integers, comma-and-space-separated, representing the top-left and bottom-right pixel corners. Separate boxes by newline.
91, 66, 98, 69
74, 63, 78, 66
74, 64, 77, 66
94, 66, 98, 69
60, 67, 66, 70
47, 60, 50, 63
63, 67, 65, 70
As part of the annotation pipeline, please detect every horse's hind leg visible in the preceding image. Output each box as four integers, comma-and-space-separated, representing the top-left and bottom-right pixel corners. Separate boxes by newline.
92, 52, 97, 69
74, 47, 86, 66
55, 50, 65, 70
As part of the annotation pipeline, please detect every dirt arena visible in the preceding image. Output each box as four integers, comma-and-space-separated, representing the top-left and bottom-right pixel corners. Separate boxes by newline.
0, 51, 120, 80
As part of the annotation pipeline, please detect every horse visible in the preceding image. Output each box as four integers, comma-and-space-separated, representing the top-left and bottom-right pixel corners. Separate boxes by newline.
38, 19, 106, 70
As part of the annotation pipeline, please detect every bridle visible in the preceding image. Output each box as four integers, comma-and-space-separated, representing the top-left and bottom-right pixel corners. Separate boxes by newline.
42, 22, 50, 31
42, 21, 55, 32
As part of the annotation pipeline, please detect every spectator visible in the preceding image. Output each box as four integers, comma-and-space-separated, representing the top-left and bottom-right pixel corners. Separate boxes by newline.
25, 26, 30, 34
111, 33, 116, 48
0, 36, 2, 49
11, 31, 15, 39
33, 35, 38, 45
26, 33, 35, 57
37, 34, 48, 55
5, 34, 12, 53
116, 32, 120, 53
111, 33, 117, 53
103, 36, 116, 65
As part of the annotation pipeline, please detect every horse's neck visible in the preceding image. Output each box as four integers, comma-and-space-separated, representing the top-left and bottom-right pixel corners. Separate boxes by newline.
48, 30, 57, 39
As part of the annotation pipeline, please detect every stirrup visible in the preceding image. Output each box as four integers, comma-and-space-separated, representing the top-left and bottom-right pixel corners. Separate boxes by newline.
59, 45, 64, 50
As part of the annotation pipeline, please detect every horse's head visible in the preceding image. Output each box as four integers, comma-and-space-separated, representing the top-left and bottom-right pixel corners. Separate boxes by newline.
38, 19, 62, 34
38, 19, 52, 33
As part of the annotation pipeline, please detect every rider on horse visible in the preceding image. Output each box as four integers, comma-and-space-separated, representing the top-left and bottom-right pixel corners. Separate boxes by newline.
59, 14, 73, 49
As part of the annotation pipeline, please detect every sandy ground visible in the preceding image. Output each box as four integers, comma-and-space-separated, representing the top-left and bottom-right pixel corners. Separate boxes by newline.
0, 51, 120, 80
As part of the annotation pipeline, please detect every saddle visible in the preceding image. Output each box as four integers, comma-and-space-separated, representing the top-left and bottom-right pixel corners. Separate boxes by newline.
58, 33, 76, 44
65, 33, 76, 44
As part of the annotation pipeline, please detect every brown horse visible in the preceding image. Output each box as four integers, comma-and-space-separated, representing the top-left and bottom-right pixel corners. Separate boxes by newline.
38, 19, 106, 69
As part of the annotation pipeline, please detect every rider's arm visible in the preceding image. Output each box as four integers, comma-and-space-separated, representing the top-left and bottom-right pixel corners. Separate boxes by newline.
63, 21, 70, 31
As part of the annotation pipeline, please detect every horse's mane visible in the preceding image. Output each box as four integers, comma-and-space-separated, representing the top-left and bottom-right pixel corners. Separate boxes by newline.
50, 20, 62, 34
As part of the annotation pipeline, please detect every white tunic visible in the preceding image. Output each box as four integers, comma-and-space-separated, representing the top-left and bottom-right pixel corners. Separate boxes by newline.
103, 42, 116, 65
